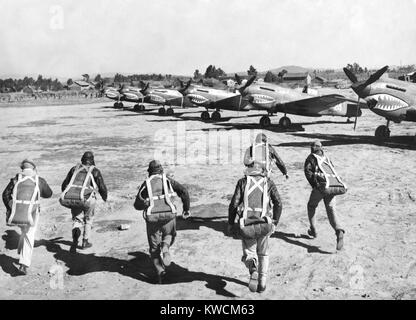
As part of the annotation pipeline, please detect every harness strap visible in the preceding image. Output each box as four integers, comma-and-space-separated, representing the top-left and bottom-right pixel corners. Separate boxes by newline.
162, 174, 177, 214
61, 164, 98, 201
15, 200, 40, 204
312, 154, 347, 189
80, 165, 97, 200
145, 176, 155, 216
151, 193, 177, 200
27, 175, 40, 225
251, 141, 271, 176
241, 176, 269, 227
145, 174, 177, 216
8, 173, 40, 225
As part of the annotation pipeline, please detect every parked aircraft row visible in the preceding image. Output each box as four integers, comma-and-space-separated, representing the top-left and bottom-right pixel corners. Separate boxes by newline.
103, 66, 416, 141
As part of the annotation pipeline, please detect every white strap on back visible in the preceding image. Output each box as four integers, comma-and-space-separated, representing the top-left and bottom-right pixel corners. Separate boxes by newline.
145, 173, 177, 216
80, 165, 97, 200
61, 164, 97, 200
9, 173, 40, 225
312, 154, 347, 189
241, 176, 269, 226
252, 141, 270, 175
162, 174, 176, 214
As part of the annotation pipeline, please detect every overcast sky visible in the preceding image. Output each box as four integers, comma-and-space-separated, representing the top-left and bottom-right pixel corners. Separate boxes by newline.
1, 0, 415, 78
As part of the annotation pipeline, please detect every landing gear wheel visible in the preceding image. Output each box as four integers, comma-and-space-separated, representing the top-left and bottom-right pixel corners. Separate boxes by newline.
118, 102, 124, 108
166, 108, 174, 116
133, 104, 140, 112
114, 102, 119, 108
140, 105, 145, 111
201, 111, 210, 120
260, 115, 271, 127
158, 107, 166, 115
279, 116, 291, 128
375, 125, 390, 141
211, 111, 221, 121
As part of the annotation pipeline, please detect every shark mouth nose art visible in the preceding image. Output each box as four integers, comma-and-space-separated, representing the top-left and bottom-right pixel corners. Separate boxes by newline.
366, 94, 409, 112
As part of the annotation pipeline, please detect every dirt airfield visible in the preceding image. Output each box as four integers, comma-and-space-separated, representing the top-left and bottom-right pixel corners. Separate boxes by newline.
0, 98, 415, 300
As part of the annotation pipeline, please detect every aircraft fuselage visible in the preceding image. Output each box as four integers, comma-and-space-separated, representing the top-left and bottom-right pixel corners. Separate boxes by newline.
359, 78, 416, 123
244, 83, 357, 117
143, 88, 184, 106
186, 86, 247, 111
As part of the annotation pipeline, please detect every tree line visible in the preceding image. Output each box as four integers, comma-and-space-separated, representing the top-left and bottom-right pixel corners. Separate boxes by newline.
2, 62, 414, 93
0, 76, 65, 93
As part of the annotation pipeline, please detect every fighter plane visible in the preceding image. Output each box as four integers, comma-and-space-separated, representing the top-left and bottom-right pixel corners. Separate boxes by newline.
139, 80, 191, 115
236, 75, 362, 127
102, 83, 145, 109
344, 65, 416, 140
183, 78, 253, 121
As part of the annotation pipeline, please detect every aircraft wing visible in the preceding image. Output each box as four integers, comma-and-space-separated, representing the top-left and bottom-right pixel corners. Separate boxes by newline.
275, 94, 361, 116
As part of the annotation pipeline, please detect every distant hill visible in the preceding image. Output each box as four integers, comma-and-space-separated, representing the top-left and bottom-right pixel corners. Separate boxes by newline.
230, 65, 313, 78
266, 65, 312, 74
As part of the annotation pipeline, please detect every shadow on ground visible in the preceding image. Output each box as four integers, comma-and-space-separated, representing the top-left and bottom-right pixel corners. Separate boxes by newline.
271, 231, 333, 254
0, 230, 22, 276
278, 132, 416, 150
34, 237, 245, 297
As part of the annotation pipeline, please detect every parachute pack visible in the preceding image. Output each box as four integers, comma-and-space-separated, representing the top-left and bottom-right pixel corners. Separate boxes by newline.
251, 139, 271, 177
7, 174, 40, 227
60, 164, 97, 209
313, 154, 347, 196
143, 173, 177, 223
238, 175, 274, 240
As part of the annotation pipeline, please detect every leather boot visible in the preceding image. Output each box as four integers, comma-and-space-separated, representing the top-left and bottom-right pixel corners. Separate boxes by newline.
70, 228, 81, 253
17, 264, 28, 276
257, 255, 269, 293
246, 258, 258, 293
161, 245, 172, 267
336, 229, 345, 251
152, 255, 166, 284
307, 226, 317, 239
82, 239, 93, 249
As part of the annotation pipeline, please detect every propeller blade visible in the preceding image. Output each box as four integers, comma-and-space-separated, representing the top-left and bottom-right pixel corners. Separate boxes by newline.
239, 75, 256, 94
343, 68, 358, 84
140, 82, 149, 94
354, 96, 360, 131
364, 65, 389, 87
179, 79, 191, 94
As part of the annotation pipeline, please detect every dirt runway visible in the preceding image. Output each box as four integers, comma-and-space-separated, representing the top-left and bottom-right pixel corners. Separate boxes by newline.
0, 101, 415, 299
